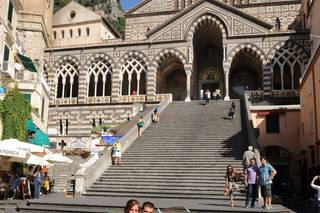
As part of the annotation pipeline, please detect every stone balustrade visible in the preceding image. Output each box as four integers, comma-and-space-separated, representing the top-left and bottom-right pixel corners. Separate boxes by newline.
51, 94, 172, 106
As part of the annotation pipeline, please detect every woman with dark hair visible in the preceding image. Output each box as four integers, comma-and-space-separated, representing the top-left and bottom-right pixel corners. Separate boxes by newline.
124, 199, 140, 213
224, 165, 240, 207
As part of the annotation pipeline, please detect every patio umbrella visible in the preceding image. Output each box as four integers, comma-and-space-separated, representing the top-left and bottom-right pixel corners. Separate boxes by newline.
43, 153, 73, 164
26, 154, 51, 167
0, 144, 28, 159
0, 139, 50, 154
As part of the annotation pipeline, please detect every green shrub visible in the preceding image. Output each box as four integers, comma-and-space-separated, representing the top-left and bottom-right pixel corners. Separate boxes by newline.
1, 87, 31, 140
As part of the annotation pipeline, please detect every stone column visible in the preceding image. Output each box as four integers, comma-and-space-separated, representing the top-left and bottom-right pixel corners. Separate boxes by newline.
263, 64, 272, 96
111, 67, 121, 103
77, 64, 88, 104
223, 65, 230, 101
185, 69, 192, 102
146, 66, 157, 102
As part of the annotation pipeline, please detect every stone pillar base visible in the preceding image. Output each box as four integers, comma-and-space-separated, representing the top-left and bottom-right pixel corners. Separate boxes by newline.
185, 97, 191, 102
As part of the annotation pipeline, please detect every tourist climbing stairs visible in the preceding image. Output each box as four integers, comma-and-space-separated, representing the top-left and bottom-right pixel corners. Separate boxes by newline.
85, 100, 247, 201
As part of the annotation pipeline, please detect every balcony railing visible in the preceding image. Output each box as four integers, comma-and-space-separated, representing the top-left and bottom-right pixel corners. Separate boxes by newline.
51, 94, 173, 106
1, 61, 15, 78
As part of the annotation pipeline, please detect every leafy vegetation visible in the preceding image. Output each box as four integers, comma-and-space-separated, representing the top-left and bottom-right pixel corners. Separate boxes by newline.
107, 16, 126, 35
0, 87, 32, 140
91, 124, 114, 134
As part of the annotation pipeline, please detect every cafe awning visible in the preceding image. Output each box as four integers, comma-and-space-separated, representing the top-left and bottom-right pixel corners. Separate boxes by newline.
26, 118, 36, 133
17, 53, 37, 73
33, 128, 50, 148
0, 139, 49, 153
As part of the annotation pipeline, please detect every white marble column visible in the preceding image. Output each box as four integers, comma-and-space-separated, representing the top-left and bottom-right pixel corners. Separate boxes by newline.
224, 66, 230, 101
185, 69, 192, 102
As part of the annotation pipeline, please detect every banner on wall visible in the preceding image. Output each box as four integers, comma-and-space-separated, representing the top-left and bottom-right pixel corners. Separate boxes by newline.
101, 135, 123, 146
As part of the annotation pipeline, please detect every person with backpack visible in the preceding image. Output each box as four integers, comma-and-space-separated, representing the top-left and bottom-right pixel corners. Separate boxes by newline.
153, 105, 160, 123
137, 117, 145, 137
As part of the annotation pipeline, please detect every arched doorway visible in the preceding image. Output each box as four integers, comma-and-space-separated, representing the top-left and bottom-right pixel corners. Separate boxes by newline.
230, 49, 262, 98
157, 56, 186, 101
193, 21, 224, 99
199, 68, 222, 96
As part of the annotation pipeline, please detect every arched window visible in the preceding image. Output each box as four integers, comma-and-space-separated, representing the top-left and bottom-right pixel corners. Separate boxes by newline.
78, 28, 81, 37
271, 47, 304, 90
61, 30, 65, 39
87, 58, 112, 97
53, 31, 57, 39
55, 60, 80, 98
120, 56, 147, 95
86, 27, 90, 36
69, 29, 73, 38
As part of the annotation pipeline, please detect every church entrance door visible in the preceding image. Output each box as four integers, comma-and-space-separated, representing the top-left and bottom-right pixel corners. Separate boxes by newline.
199, 68, 222, 99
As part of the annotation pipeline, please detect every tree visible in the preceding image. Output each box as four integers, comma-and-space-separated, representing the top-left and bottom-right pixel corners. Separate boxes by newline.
0, 87, 32, 140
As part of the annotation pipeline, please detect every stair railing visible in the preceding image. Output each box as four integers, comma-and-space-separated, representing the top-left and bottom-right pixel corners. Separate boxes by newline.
74, 94, 173, 194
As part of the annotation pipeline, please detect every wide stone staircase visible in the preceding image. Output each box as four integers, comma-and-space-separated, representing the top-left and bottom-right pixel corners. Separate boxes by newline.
85, 100, 246, 201
14, 100, 294, 212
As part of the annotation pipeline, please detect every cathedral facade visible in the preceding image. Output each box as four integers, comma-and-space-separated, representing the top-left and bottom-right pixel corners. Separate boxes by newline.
43, 0, 310, 148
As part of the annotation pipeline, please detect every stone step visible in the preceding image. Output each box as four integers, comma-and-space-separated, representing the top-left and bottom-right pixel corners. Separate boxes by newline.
98, 176, 230, 181
107, 165, 243, 170
84, 100, 247, 204
84, 191, 246, 200
87, 186, 245, 194
17, 203, 108, 213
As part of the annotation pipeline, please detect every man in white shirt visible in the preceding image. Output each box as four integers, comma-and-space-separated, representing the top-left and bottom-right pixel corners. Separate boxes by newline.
311, 176, 320, 208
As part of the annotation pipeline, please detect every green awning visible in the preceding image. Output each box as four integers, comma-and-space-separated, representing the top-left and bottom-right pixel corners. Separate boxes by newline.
33, 128, 50, 148
17, 53, 37, 73
26, 118, 36, 133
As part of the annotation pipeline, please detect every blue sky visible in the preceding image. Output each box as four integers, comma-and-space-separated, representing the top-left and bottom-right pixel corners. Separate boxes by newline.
120, 0, 141, 11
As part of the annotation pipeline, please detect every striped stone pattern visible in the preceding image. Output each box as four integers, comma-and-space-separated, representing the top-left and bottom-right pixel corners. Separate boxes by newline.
48, 105, 134, 137
263, 65, 272, 96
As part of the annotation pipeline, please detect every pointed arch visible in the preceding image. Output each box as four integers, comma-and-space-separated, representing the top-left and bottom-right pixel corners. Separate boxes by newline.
85, 53, 114, 97
152, 48, 188, 70
54, 56, 81, 98
185, 13, 228, 41
268, 42, 308, 90
120, 54, 148, 95
117, 50, 151, 69
228, 43, 268, 65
